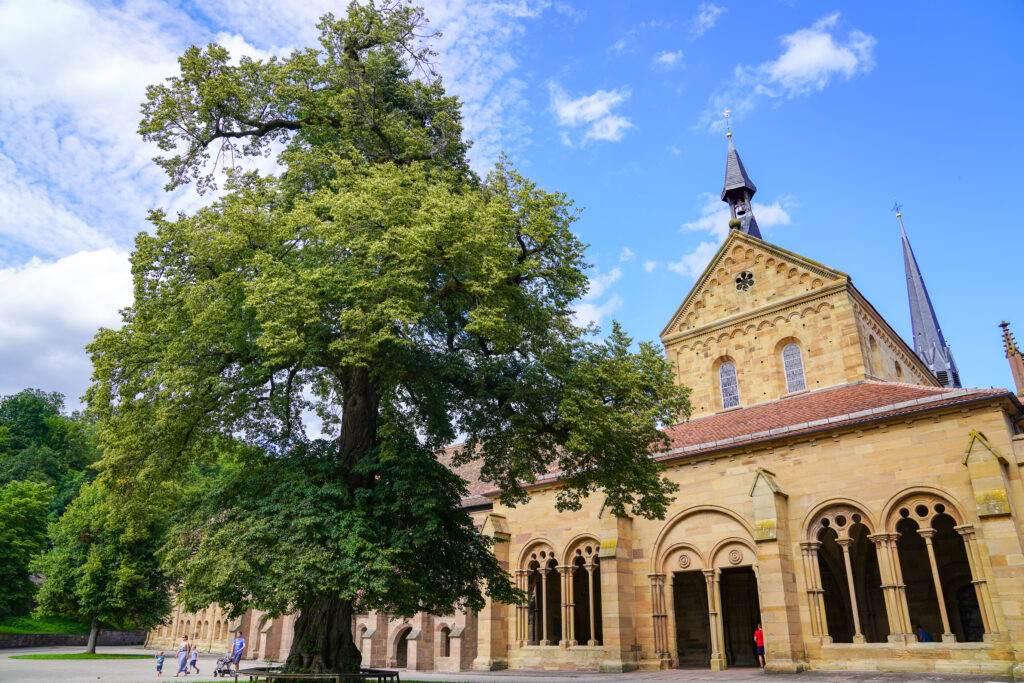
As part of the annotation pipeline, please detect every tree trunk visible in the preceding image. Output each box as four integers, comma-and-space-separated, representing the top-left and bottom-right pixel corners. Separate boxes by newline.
85, 614, 100, 654
286, 595, 361, 673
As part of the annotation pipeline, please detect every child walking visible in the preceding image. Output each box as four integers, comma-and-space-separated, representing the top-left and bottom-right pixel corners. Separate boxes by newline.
189, 636, 200, 674
156, 651, 164, 676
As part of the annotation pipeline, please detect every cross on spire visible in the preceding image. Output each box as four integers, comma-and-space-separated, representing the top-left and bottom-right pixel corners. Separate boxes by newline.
720, 113, 761, 239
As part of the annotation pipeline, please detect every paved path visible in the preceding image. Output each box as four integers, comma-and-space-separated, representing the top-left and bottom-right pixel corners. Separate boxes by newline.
0, 646, 1011, 682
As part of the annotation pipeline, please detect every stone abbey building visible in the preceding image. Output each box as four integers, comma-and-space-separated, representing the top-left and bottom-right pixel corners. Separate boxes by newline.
148, 138, 1024, 678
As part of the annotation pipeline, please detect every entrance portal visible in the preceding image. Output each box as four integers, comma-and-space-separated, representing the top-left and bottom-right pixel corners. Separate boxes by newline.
721, 566, 761, 667
672, 571, 710, 667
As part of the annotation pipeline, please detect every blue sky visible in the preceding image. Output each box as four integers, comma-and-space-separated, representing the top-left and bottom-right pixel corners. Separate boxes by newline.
0, 0, 1021, 407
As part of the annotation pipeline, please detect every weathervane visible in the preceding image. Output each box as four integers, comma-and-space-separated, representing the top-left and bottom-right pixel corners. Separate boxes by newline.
892, 197, 905, 231
724, 109, 732, 139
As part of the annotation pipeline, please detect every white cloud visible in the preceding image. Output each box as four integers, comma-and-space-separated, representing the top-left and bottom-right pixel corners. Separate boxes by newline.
0, 249, 132, 407
553, 2, 586, 23
643, 260, 657, 272
571, 266, 622, 328
668, 241, 719, 279
668, 144, 681, 156
0, 0, 552, 406
681, 192, 793, 240
652, 50, 684, 70
549, 84, 633, 146
700, 12, 875, 129
619, 247, 635, 262
690, 3, 725, 41
670, 193, 793, 279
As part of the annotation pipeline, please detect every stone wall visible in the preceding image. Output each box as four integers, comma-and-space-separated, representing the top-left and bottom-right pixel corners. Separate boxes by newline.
0, 629, 146, 649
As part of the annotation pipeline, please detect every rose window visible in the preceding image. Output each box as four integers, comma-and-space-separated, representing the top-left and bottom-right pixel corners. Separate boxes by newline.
735, 271, 754, 291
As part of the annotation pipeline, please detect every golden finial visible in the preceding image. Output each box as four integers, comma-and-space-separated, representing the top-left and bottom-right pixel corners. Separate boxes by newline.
892, 198, 903, 220
724, 109, 732, 139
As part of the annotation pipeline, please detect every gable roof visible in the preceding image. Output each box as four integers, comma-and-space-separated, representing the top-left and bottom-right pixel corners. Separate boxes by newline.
660, 230, 848, 339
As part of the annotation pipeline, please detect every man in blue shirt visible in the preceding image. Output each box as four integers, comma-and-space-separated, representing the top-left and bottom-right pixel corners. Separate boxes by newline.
232, 631, 246, 671
915, 624, 934, 642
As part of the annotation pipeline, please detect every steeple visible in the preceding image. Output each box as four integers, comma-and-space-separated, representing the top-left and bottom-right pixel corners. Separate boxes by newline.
895, 202, 961, 387
999, 321, 1024, 396
721, 110, 762, 239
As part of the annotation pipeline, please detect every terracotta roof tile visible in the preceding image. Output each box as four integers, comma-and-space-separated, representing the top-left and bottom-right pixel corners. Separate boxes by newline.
445, 381, 1014, 501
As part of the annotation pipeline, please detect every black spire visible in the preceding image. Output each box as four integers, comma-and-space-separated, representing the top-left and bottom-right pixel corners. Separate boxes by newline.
721, 137, 762, 239
896, 203, 961, 387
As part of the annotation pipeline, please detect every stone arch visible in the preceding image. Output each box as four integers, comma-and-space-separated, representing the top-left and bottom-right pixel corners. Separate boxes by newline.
658, 541, 707, 575
561, 534, 600, 566
803, 498, 877, 541
391, 624, 413, 668
881, 487, 966, 533
517, 538, 557, 570
436, 622, 451, 659
709, 536, 758, 569
803, 499, 887, 643
883, 487, 983, 642
650, 504, 755, 573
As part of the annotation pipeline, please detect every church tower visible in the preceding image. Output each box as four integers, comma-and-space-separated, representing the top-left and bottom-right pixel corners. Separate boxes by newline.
721, 114, 762, 239
896, 205, 961, 387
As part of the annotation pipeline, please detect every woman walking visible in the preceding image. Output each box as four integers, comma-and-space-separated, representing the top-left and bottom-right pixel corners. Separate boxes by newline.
174, 634, 189, 677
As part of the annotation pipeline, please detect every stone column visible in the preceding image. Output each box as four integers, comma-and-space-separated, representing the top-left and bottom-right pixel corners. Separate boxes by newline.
835, 538, 865, 643
799, 541, 827, 639
514, 569, 528, 647
648, 573, 668, 660
703, 568, 726, 671
917, 528, 955, 643
585, 563, 598, 646
870, 532, 912, 641
472, 514, 510, 671
557, 565, 575, 647
538, 567, 551, 646
956, 525, 998, 637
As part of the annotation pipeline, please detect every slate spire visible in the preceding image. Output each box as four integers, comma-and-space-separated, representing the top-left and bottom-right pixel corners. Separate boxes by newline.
999, 321, 1024, 396
720, 112, 762, 238
896, 203, 961, 387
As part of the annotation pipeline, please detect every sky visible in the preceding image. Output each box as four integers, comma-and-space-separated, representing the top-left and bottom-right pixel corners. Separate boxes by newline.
1, 0, 1022, 409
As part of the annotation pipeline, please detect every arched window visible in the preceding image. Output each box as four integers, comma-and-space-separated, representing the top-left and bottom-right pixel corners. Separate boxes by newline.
439, 626, 451, 657
782, 344, 806, 393
719, 362, 740, 409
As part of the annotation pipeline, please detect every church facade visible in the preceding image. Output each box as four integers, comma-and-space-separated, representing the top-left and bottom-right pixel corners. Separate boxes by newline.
148, 139, 1024, 678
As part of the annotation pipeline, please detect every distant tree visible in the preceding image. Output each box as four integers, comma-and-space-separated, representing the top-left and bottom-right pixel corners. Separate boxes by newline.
88, 1, 691, 674
32, 482, 172, 653
0, 389, 97, 516
0, 480, 52, 613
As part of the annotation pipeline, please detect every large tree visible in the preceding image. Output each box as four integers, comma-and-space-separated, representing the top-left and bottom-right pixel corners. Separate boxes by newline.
32, 482, 173, 653
88, 1, 690, 673
0, 480, 52, 613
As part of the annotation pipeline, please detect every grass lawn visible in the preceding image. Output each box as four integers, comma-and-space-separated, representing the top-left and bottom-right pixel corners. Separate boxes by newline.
9, 653, 153, 660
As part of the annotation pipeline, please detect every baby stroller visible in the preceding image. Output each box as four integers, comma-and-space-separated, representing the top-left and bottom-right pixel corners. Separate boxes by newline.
211, 653, 236, 677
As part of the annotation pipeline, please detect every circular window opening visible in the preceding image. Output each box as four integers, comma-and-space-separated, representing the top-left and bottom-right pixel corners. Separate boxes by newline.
934, 503, 946, 514
735, 271, 755, 291
835, 515, 847, 527
915, 505, 929, 518
899, 508, 910, 518
851, 513, 862, 524
821, 518, 831, 527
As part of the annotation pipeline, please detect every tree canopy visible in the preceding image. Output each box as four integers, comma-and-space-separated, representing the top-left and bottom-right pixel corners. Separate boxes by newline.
0, 480, 52, 613
0, 389, 97, 516
32, 482, 172, 652
88, 1, 690, 673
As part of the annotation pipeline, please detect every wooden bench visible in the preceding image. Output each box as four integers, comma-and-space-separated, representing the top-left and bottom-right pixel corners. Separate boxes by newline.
233, 667, 400, 682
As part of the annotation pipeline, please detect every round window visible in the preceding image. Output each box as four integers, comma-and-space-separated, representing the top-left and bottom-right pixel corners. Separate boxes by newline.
735, 271, 754, 291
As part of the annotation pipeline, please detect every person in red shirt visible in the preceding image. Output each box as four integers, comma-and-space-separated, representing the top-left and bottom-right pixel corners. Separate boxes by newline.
753, 624, 765, 669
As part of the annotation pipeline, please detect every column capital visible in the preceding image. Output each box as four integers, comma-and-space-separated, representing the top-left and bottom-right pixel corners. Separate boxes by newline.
538, 567, 551, 576
954, 523, 976, 538
583, 562, 597, 574
800, 540, 822, 551
835, 537, 853, 548
555, 565, 573, 575
917, 527, 937, 540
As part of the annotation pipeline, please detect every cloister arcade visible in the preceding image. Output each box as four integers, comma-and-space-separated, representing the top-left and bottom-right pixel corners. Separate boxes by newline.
514, 536, 603, 649
800, 489, 996, 646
